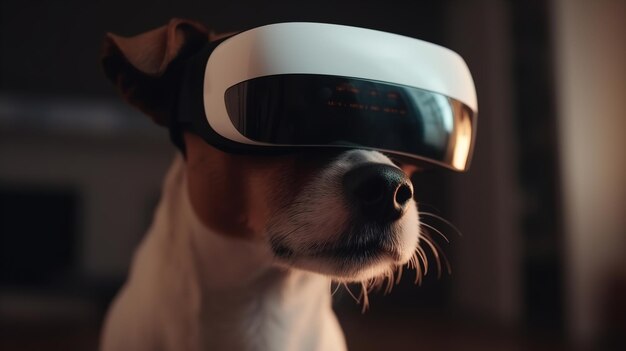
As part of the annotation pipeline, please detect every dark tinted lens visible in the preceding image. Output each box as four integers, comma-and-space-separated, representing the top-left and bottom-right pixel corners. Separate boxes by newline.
224, 74, 474, 170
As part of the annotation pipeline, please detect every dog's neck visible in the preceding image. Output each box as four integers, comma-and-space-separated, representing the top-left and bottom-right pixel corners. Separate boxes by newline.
145, 156, 346, 350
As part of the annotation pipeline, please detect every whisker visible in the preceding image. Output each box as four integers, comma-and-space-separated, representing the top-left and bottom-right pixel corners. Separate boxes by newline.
421, 222, 450, 243
418, 248, 427, 284
366, 276, 381, 293
430, 237, 452, 275
414, 253, 423, 285
395, 264, 403, 284
384, 269, 394, 295
343, 282, 360, 303
425, 229, 452, 274
360, 281, 370, 313
416, 245, 429, 276
420, 211, 463, 237
408, 253, 416, 269
421, 234, 442, 278
330, 281, 341, 296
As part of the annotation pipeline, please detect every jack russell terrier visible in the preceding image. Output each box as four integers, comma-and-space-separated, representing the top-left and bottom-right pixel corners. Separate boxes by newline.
99, 18, 476, 351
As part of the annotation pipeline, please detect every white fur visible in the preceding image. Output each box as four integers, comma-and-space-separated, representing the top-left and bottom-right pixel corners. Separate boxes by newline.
101, 150, 420, 351
100, 156, 346, 351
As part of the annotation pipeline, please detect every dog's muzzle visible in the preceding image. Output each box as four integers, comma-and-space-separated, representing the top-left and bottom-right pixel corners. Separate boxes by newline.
342, 164, 413, 223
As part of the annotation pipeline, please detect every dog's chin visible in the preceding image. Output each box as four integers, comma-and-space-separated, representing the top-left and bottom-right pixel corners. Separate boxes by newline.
271, 221, 419, 282
294, 251, 404, 282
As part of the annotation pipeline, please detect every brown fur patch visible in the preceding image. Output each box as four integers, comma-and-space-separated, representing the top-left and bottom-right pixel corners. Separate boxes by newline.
183, 133, 335, 240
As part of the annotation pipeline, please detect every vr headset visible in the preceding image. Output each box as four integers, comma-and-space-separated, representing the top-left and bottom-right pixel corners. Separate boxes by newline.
175, 22, 477, 171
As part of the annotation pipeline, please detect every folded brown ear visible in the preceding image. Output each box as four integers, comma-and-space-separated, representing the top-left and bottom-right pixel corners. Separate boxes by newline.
102, 18, 209, 126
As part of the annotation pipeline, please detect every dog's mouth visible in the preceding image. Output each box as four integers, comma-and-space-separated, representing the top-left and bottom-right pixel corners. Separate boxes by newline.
310, 239, 397, 261
307, 224, 402, 262
271, 222, 409, 279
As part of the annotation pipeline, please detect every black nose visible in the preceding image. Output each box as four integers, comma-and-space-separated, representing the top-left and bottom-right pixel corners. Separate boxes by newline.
342, 163, 413, 223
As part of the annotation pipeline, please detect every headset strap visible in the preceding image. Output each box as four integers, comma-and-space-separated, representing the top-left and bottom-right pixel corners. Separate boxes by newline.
169, 35, 234, 156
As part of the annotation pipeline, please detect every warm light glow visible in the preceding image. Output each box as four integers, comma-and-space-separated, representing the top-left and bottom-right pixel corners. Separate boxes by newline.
451, 108, 473, 170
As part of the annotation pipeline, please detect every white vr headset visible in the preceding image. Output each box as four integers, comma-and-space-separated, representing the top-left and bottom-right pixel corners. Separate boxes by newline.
175, 22, 477, 171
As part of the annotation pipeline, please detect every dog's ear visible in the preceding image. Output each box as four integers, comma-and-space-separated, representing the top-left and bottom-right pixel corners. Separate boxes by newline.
101, 18, 209, 126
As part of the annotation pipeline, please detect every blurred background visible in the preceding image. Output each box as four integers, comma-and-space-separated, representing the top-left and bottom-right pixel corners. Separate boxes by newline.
1, 0, 624, 350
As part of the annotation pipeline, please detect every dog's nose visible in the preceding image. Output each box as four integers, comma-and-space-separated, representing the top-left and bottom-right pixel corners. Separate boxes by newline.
343, 164, 413, 223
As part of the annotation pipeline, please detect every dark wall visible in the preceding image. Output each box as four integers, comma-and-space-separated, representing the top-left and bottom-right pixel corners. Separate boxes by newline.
0, 0, 444, 97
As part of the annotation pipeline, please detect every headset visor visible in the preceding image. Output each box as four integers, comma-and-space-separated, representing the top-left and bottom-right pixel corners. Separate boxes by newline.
224, 74, 475, 171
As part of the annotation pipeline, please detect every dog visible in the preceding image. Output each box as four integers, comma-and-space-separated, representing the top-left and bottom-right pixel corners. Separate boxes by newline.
99, 19, 426, 351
